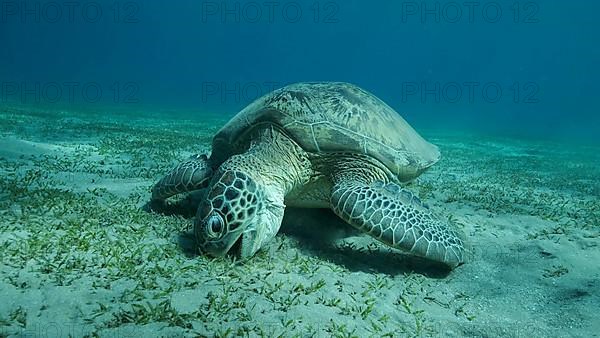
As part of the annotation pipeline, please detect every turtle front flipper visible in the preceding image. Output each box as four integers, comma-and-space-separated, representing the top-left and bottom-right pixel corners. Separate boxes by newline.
151, 153, 214, 201
330, 178, 465, 268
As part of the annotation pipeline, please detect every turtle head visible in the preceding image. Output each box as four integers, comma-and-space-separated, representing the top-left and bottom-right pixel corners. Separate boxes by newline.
194, 170, 281, 259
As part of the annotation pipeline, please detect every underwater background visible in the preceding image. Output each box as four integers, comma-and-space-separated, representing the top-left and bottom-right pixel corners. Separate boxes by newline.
2, 0, 599, 141
1, 1, 599, 337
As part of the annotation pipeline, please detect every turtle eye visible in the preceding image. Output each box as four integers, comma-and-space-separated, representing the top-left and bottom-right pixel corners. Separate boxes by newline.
206, 214, 224, 237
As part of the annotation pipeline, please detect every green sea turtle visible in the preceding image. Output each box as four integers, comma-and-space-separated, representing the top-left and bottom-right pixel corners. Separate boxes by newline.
151, 82, 465, 267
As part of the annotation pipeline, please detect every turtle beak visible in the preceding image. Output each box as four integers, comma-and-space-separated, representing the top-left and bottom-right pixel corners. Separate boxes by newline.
230, 206, 279, 259
200, 218, 261, 259
231, 230, 258, 259
198, 235, 238, 257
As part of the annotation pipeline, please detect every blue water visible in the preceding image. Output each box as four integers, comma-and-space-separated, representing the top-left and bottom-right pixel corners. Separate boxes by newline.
1, 0, 598, 141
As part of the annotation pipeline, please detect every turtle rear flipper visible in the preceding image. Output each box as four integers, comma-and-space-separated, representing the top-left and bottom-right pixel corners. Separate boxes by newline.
330, 176, 465, 268
151, 153, 213, 201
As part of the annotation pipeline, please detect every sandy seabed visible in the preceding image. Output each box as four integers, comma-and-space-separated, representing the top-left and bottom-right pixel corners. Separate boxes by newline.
0, 105, 599, 338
